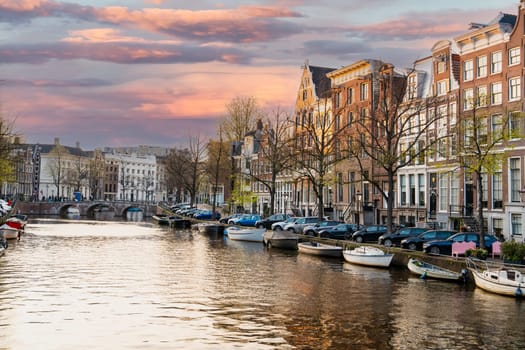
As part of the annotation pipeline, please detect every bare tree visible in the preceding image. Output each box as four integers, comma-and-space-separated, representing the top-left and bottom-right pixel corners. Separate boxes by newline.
0, 116, 18, 186
206, 127, 230, 217
349, 65, 445, 233
292, 89, 351, 219
166, 136, 207, 206
221, 96, 262, 142
245, 109, 294, 215
88, 150, 105, 200
457, 93, 524, 248
66, 150, 89, 197
47, 143, 68, 199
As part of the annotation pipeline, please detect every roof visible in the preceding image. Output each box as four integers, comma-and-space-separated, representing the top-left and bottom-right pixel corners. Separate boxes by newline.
309, 65, 335, 98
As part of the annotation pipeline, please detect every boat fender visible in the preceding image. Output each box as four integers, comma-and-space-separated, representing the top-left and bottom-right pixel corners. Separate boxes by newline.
460, 269, 468, 283
420, 271, 427, 280
516, 286, 523, 297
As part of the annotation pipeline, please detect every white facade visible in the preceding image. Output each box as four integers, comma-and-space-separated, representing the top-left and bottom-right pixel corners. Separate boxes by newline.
104, 151, 157, 202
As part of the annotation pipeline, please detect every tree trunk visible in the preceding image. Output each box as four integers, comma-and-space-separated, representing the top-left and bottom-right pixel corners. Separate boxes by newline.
477, 171, 485, 249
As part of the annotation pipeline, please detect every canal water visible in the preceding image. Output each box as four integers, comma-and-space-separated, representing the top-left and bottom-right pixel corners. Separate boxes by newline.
1, 219, 524, 350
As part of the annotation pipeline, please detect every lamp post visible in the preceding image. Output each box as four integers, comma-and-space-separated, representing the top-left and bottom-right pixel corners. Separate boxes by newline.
355, 191, 362, 226
284, 193, 289, 215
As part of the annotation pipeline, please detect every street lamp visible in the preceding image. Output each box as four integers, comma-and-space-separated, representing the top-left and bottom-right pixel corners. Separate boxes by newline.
355, 190, 362, 225
284, 193, 289, 215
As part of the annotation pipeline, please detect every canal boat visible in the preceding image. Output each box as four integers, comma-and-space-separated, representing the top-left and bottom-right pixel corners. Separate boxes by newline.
298, 241, 342, 258
407, 258, 465, 281
0, 224, 19, 240
65, 206, 81, 219
343, 246, 393, 268
226, 227, 265, 242
263, 230, 298, 250
467, 258, 525, 298
5, 217, 24, 231
152, 214, 171, 225
196, 222, 225, 235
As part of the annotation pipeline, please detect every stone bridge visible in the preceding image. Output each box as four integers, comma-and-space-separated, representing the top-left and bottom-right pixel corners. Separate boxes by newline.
16, 200, 158, 218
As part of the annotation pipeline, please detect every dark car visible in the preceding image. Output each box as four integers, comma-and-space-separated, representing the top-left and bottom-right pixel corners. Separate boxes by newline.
378, 227, 428, 247
303, 220, 343, 236
219, 213, 242, 224
400, 230, 456, 251
423, 232, 499, 256
319, 223, 363, 240
255, 213, 290, 229
351, 225, 388, 243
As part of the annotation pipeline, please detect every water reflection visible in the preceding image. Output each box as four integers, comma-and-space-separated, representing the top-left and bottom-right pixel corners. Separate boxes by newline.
0, 220, 524, 349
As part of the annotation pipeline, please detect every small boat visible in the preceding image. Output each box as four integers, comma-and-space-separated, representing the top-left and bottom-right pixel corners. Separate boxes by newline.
0, 224, 20, 240
5, 217, 24, 231
170, 216, 192, 229
343, 246, 393, 268
298, 241, 342, 258
263, 230, 298, 250
226, 227, 265, 242
65, 206, 80, 219
196, 222, 225, 235
407, 258, 465, 281
126, 207, 143, 221
467, 258, 525, 298
152, 215, 171, 225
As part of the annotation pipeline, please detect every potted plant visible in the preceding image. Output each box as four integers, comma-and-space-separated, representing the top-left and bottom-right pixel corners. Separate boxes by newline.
466, 248, 488, 260
501, 241, 525, 265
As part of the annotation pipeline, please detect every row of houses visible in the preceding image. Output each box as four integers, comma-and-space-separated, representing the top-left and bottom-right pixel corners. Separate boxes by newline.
4, 139, 169, 204
233, 2, 525, 242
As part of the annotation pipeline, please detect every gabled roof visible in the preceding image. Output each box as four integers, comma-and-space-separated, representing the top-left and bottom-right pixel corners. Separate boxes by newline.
309, 65, 335, 98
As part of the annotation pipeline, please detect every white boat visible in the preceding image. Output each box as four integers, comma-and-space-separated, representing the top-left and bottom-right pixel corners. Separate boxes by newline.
0, 224, 20, 240
467, 258, 525, 298
263, 230, 298, 250
407, 258, 465, 281
65, 206, 80, 219
226, 227, 265, 242
343, 246, 393, 268
298, 242, 342, 258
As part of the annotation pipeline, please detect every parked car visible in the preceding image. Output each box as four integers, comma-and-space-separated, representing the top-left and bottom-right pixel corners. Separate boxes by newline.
303, 220, 343, 236
378, 227, 429, 247
228, 214, 252, 225
236, 214, 262, 227
272, 217, 299, 231
423, 232, 499, 255
255, 213, 290, 229
351, 225, 388, 243
318, 223, 362, 240
193, 210, 221, 220
284, 216, 325, 233
219, 213, 242, 224
400, 230, 457, 251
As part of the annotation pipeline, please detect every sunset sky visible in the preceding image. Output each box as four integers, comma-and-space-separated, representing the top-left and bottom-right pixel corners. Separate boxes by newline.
0, 0, 519, 149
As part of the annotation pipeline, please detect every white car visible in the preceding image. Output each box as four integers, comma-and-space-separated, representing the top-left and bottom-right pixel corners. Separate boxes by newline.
271, 217, 298, 231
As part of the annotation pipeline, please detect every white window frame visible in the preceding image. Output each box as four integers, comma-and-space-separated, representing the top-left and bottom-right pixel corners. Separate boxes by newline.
491, 51, 502, 74
463, 88, 473, 110
508, 77, 521, 101
508, 47, 521, 66
463, 60, 473, 82
476, 55, 487, 78
491, 82, 502, 105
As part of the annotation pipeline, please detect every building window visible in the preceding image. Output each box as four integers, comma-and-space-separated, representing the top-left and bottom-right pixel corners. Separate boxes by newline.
438, 173, 449, 212
511, 213, 522, 236
409, 174, 415, 206
400, 174, 406, 206
492, 218, 503, 237
437, 59, 446, 74
491, 51, 502, 73
493, 171, 503, 209
463, 88, 473, 110
476, 55, 487, 77
510, 158, 521, 202
491, 82, 502, 105
347, 88, 353, 104
408, 74, 417, 99
476, 85, 488, 107
481, 173, 488, 208
418, 174, 425, 206
347, 111, 353, 126
509, 77, 521, 101
508, 47, 521, 66
491, 114, 503, 141
450, 174, 459, 206
449, 102, 457, 125
436, 80, 447, 96
360, 83, 368, 101
334, 91, 341, 109
337, 172, 343, 202
463, 60, 473, 81
478, 117, 487, 145
510, 111, 522, 138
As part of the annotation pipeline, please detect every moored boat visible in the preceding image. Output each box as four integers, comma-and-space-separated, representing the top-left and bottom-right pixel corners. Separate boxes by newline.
467, 258, 525, 298
226, 227, 265, 242
298, 241, 342, 258
263, 230, 298, 250
152, 215, 171, 225
407, 258, 465, 281
196, 222, 225, 235
343, 246, 393, 268
0, 224, 20, 240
